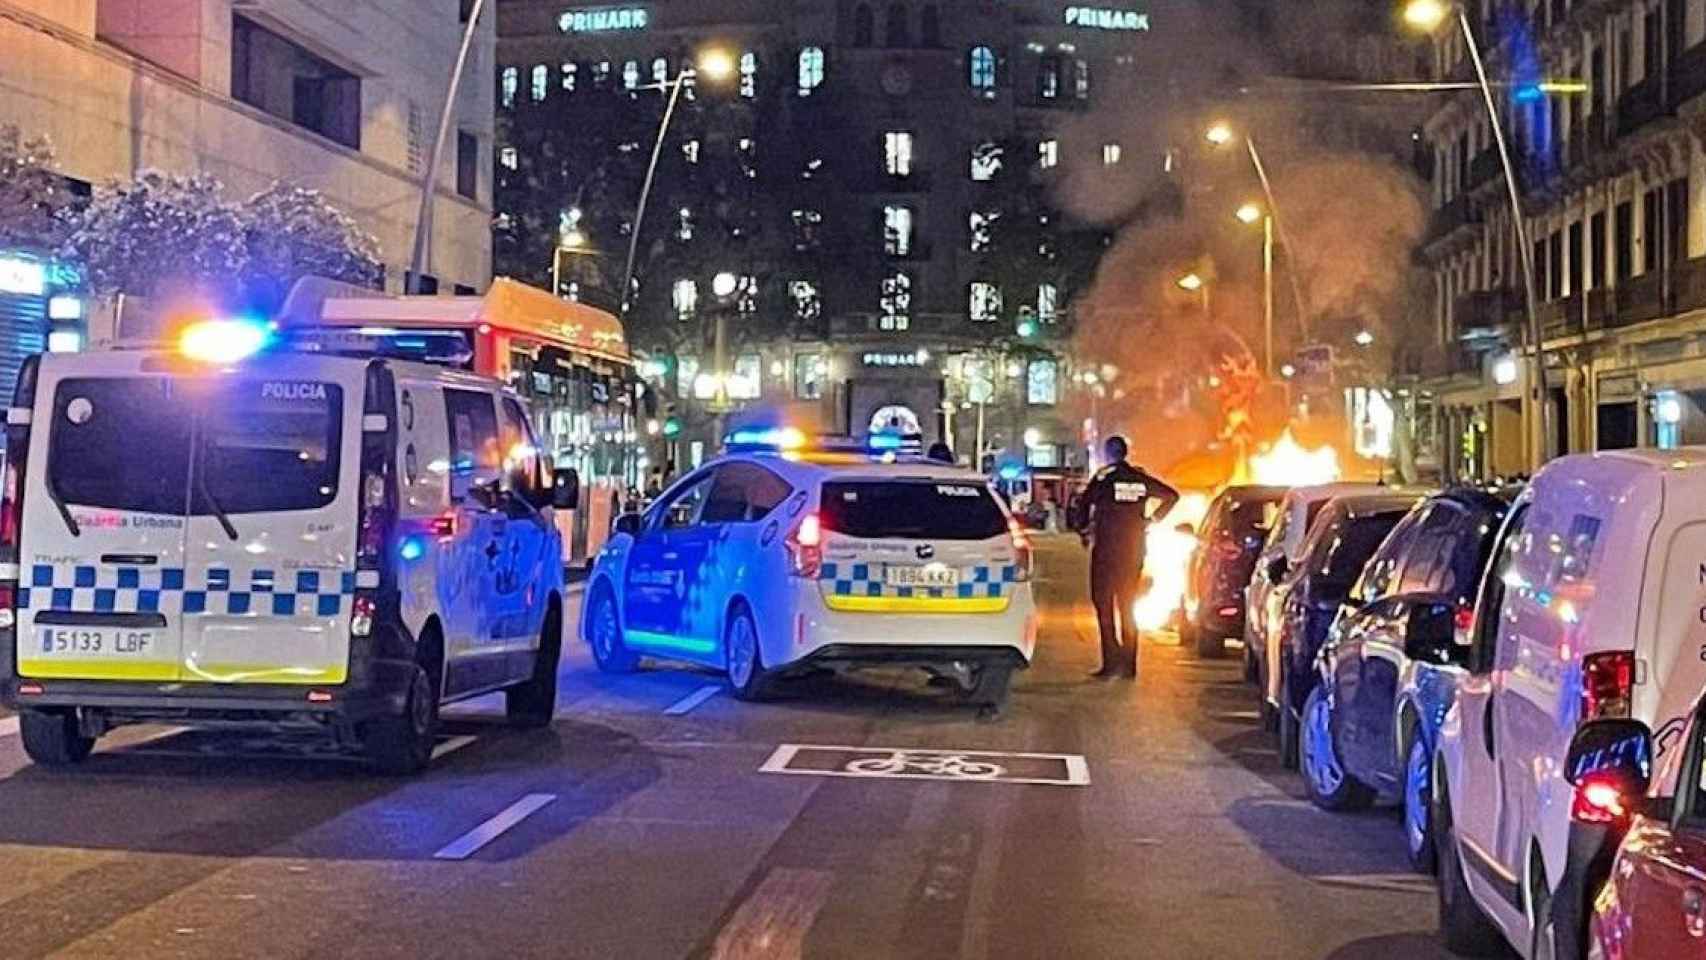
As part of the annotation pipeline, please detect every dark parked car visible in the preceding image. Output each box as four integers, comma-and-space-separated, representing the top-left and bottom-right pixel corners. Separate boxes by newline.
1298, 488, 1512, 872
1181, 484, 1285, 660
1271, 492, 1421, 770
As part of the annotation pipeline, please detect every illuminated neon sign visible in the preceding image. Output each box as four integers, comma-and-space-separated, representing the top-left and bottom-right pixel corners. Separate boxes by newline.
558, 7, 649, 32
1064, 7, 1150, 30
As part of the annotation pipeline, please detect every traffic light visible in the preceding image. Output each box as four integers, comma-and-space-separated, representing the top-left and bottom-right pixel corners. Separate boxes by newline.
662, 417, 683, 438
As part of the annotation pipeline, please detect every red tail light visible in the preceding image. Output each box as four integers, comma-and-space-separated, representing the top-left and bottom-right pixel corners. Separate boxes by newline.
429, 511, 457, 540
1570, 775, 1631, 824
1582, 651, 1635, 720
785, 513, 823, 578
0, 456, 19, 560
1009, 519, 1033, 581
349, 594, 376, 638
1453, 604, 1475, 633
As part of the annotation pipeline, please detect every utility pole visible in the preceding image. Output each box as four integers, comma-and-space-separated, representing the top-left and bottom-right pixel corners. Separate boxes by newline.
409, 0, 486, 293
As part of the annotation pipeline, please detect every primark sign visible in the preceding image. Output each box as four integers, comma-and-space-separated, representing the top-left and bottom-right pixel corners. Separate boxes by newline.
1064, 6, 1150, 30
558, 6, 649, 32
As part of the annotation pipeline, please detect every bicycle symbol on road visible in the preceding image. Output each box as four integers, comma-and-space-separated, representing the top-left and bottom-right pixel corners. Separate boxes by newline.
843, 751, 1007, 779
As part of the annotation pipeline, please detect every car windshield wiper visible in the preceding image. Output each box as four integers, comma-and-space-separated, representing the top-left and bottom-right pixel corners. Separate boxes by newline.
197, 473, 238, 541
43, 477, 79, 537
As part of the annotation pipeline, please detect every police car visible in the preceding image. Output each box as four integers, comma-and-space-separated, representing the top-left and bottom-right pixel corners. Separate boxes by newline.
0, 319, 576, 773
581, 432, 1037, 707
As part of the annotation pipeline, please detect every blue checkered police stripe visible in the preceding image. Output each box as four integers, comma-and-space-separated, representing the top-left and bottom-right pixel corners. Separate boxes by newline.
818, 562, 1021, 600
19, 566, 358, 617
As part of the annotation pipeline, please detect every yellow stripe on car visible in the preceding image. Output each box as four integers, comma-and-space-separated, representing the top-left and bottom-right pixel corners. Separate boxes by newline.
16, 660, 180, 682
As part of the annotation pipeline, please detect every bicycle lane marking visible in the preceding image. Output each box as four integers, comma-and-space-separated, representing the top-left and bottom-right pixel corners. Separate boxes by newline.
757, 744, 1090, 787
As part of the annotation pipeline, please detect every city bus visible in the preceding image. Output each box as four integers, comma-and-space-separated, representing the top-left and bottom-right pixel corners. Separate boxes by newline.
280, 277, 639, 566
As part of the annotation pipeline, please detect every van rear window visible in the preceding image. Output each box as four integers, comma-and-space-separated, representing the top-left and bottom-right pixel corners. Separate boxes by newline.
48, 378, 341, 516
820, 480, 1008, 541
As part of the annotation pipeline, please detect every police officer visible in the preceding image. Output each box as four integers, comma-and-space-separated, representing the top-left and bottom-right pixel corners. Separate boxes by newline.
1070, 436, 1180, 679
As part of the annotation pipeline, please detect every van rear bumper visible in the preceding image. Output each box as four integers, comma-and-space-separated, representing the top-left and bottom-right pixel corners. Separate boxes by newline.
0, 658, 417, 726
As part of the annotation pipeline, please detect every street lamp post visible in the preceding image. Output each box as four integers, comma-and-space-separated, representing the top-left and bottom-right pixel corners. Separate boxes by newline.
619, 49, 734, 320
1236, 202, 1276, 376
1206, 124, 1310, 344
1405, 0, 1547, 469
409, 0, 487, 292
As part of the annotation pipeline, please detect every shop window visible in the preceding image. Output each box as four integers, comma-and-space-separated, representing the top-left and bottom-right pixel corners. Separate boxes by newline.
884, 205, 914, 256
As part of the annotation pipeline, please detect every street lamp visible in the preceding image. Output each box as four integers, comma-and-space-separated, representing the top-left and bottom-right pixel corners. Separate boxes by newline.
1204, 122, 1234, 146
619, 47, 735, 319
1403, 0, 1546, 469
409, 0, 489, 291
1234, 202, 1276, 376
1176, 272, 1204, 291
1205, 121, 1310, 345
1355, 329, 1375, 347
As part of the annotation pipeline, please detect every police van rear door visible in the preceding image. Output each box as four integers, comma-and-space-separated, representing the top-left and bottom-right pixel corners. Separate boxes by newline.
177, 360, 360, 685
19, 366, 193, 682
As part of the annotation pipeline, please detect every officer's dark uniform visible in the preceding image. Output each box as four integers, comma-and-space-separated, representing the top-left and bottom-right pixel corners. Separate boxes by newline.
1071, 461, 1180, 676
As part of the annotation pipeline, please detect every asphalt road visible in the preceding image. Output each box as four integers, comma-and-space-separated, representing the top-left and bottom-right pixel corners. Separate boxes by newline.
0, 535, 1456, 959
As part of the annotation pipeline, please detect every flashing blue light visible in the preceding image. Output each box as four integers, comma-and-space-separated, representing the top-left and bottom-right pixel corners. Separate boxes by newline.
1513, 84, 1543, 103
179, 318, 273, 364
728, 426, 806, 449
998, 464, 1026, 481
399, 536, 427, 562
868, 433, 905, 451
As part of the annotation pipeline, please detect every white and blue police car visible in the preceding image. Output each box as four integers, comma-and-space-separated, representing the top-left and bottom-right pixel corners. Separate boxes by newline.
0, 320, 576, 773
581, 431, 1037, 708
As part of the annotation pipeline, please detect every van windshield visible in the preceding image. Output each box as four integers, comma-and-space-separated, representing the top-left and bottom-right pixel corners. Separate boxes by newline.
820, 480, 1008, 540
48, 377, 342, 517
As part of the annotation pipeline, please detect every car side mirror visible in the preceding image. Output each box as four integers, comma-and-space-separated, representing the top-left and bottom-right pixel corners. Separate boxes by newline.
1565, 718, 1653, 810
552, 467, 581, 511
614, 512, 643, 537
1267, 556, 1289, 582
1402, 601, 1459, 666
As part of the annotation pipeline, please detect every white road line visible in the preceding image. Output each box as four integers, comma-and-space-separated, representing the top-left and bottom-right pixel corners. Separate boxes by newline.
1314, 874, 1437, 895
431, 735, 477, 760
433, 793, 557, 861
664, 684, 722, 716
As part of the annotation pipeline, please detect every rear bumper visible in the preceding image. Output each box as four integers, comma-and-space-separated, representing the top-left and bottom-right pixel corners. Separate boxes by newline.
0, 658, 417, 726
794, 644, 1030, 671
787, 581, 1037, 668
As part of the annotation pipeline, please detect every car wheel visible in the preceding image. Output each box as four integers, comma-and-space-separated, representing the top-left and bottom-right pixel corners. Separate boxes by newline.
506, 601, 562, 729
1300, 685, 1375, 811
1278, 670, 1301, 770
1436, 769, 1505, 956
724, 603, 771, 702
1242, 640, 1258, 684
19, 710, 95, 767
588, 583, 638, 674
1194, 625, 1223, 659
1178, 616, 1198, 650
364, 663, 438, 775
1403, 733, 1438, 874
967, 663, 1015, 707
1528, 853, 1558, 960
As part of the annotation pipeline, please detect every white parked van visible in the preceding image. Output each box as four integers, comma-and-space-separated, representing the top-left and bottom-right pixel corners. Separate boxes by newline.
1433, 449, 1706, 957
0, 322, 576, 773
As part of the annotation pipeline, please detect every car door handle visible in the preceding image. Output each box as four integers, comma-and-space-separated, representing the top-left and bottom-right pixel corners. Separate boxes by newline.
101, 553, 158, 566
1482, 698, 1497, 761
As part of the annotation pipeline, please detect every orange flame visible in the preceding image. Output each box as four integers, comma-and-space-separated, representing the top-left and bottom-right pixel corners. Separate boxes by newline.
1249, 429, 1341, 487
1136, 492, 1211, 632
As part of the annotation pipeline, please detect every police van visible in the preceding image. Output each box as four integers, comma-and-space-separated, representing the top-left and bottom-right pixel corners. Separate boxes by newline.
581, 431, 1037, 710
0, 320, 576, 772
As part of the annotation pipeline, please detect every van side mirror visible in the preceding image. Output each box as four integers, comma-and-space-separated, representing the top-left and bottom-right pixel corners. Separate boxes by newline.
614, 512, 643, 537
1402, 601, 1459, 666
1565, 718, 1653, 810
552, 467, 580, 510
1266, 556, 1289, 583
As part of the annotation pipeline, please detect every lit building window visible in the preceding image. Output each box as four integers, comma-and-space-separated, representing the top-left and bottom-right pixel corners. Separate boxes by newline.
1038, 55, 1060, 99
969, 208, 1001, 252
971, 141, 1004, 181
673, 279, 698, 320
738, 137, 758, 179
881, 271, 913, 330
797, 46, 826, 97
970, 282, 1002, 322
883, 205, 914, 256
884, 131, 914, 176
501, 67, 519, 107
499, 146, 518, 170
1038, 139, 1059, 168
623, 60, 641, 90
737, 275, 759, 315
1103, 143, 1122, 165
794, 352, 826, 399
682, 139, 701, 163
740, 51, 758, 98
592, 61, 611, 88
790, 280, 822, 323
530, 64, 549, 101
678, 356, 700, 397
562, 62, 578, 91
792, 209, 823, 250
652, 57, 668, 85
1038, 282, 1059, 322
1074, 59, 1090, 99
969, 45, 997, 90
1027, 359, 1059, 405
730, 354, 762, 399
676, 207, 694, 242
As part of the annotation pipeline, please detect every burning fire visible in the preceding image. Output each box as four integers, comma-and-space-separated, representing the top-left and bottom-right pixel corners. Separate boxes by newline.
1248, 429, 1341, 487
1134, 430, 1341, 635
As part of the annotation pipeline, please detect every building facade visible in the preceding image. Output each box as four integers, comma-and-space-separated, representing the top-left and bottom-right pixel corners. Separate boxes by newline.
1413, 0, 1706, 480
0, 0, 495, 305
495, 0, 1173, 470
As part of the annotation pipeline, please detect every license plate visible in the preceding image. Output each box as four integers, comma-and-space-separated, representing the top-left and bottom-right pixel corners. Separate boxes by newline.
885, 564, 961, 588
36, 626, 158, 656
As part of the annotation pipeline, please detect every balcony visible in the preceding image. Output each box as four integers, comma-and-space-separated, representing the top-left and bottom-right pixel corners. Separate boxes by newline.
1424, 194, 1480, 244
1616, 75, 1668, 139
1673, 257, 1706, 313
1608, 270, 1666, 327
1452, 289, 1523, 341
1671, 43, 1706, 107
1403, 342, 1481, 381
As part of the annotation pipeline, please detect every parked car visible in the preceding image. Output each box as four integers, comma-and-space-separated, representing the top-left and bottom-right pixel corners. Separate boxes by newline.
1270, 492, 1421, 770
1181, 484, 1285, 660
1433, 450, 1706, 959
1298, 488, 1512, 873
1571, 701, 1702, 960
1248, 483, 1388, 725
